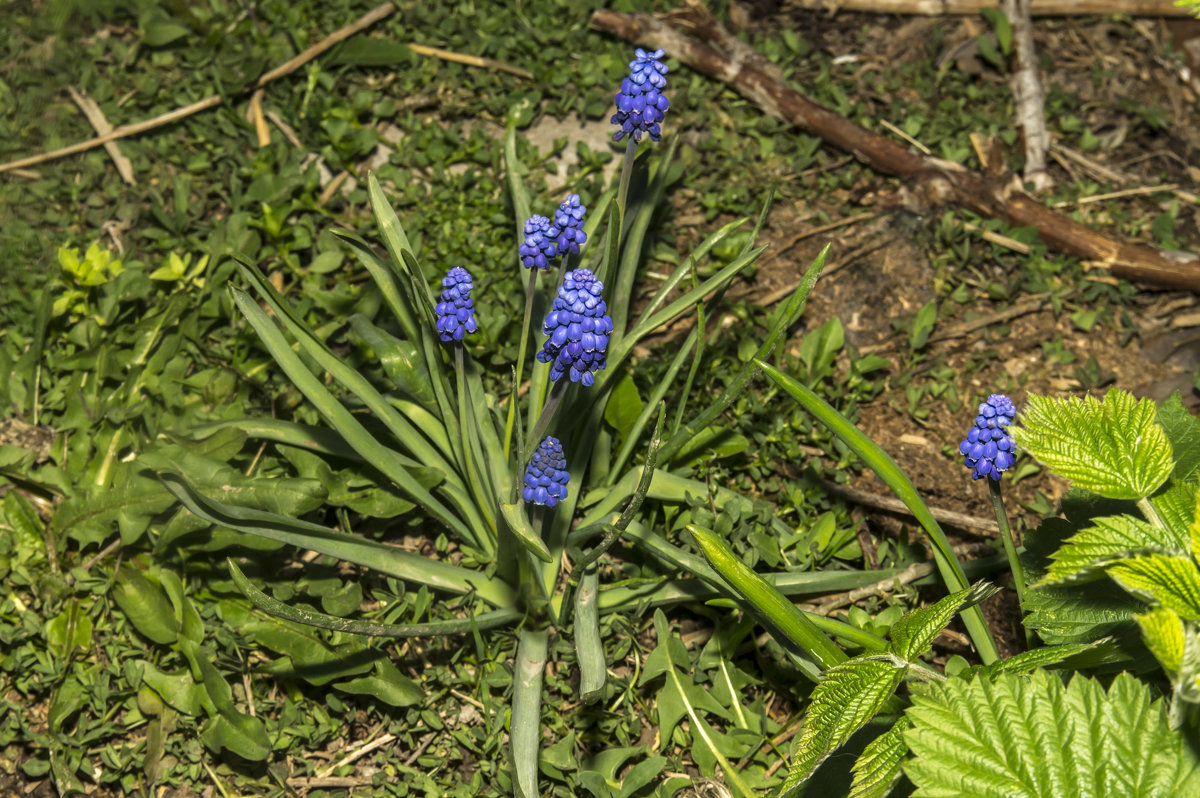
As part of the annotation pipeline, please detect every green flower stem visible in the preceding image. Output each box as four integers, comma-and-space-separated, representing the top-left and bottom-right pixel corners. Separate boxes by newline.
615, 138, 637, 227
988, 480, 1027, 609
504, 267, 541, 460
456, 345, 495, 532
520, 380, 566, 469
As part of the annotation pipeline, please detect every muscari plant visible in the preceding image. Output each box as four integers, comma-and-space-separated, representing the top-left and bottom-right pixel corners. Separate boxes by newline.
157, 48, 910, 795
676, 380, 1200, 795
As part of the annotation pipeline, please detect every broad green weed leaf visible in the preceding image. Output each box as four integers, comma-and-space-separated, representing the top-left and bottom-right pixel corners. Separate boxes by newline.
603, 374, 643, 443
1150, 480, 1197, 544
1041, 515, 1183, 585
1013, 390, 1173, 500
333, 658, 422, 707
1157, 392, 1200, 482
903, 671, 1200, 796
1107, 555, 1200, 620
642, 611, 753, 796
889, 583, 999, 661
850, 718, 910, 798
782, 659, 904, 794
111, 566, 179, 645
181, 640, 270, 761
135, 660, 205, 716
1137, 607, 1185, 675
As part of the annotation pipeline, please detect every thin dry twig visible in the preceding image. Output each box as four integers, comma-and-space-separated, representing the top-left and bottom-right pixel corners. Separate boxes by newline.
1, 3, 399, 175
66, 86, 136, 185
408, 43, 534, 79
819, 478, 1001, 535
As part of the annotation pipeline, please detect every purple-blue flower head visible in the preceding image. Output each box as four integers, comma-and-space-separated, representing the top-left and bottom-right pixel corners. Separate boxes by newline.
959, 394, 1017, 481
552, 194, 587, 256
524, 436, 569, 507
536, 268, 614, 387
612, 48, 670, 143
520, 215, 558, 270
434, 266, 478, 343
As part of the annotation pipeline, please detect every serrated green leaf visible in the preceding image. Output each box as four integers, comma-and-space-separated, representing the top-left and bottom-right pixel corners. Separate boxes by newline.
1040, 515, 1184, 586
1108, 555, 1200, 620
1022, 579, 1145, 646
1157, 392, 1200, 483
782, 659, 904, 793
1191, 485, 1200, 564
1013, 390, 1173, 500
1150, 481, 1196, 546
1137, 607, 1185, 675
850, 718, 910, 798
904, 671, 1200, 796
980, 643, 1100, 677
889, 583, 999, 662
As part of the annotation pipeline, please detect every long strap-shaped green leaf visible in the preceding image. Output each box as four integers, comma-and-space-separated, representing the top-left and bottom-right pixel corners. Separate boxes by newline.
227, 559, 519, 637
230, 287, 481, 548
511, 627, 547, 798
758, 361, 1000, 665
689, 525, 846, 674
235, 262, 459, 486
655, 244, 828, 467
160, 473, 514, 609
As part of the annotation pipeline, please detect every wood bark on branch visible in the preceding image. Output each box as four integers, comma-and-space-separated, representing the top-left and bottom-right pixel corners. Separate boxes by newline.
590, 6, 1200, 292
774, 0, 1190, 15
1003, 0, 1052, 192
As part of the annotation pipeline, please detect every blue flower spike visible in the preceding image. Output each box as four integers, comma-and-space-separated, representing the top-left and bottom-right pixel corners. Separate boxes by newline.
612, 48, 670, 143
434, 266, 478, 343
552, 194, 587, 256
959, 394, 1017, 481
537, 269, 614, 387
519, 215, 558, 270
524, 436, 569, 507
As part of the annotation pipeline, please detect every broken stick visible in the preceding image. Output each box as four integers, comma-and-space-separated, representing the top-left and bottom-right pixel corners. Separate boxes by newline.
773, 0, 1190, 15
590, 6, 1200, 292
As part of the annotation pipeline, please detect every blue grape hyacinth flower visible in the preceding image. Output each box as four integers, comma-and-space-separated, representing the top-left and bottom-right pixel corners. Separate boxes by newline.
537, 269, 614, 386
959, 394, 1017, 481
434, 266, 478, 342
552, 194, 587, 256
524, 436, 569, 507
519, 215, 558, 270
612, 48, 670, 143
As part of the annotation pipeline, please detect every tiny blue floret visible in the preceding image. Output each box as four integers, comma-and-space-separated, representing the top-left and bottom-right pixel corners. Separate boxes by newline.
612, 48, 670, 143
520, 215, 558, 270
959, 394, 1017, 481
524, 436, 569, 507
434, 266, 478, 343
537, 269, 614, 386
552, 194, 588, 256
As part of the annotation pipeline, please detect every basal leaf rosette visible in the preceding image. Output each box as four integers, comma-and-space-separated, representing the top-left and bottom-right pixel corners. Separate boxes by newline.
1012, 390, 1173, 500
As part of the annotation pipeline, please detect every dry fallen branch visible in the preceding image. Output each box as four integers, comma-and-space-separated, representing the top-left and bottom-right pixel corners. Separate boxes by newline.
66, 87, 136, 185
775, 0, 1190, 15
590, 6, 1200, 292
0, 3, 530, 176
1003, 0, 1051, 192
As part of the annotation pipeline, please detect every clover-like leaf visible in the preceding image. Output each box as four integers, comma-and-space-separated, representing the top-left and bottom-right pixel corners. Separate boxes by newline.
1013, 390, 1173, 500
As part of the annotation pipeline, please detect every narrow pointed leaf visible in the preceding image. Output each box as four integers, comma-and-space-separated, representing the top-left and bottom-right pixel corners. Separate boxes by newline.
575, 567, 606, 703
760, 360, 998, 664
512, 627, 548, 798
889, 583, 999, 662
850, 718, 911, 798
161, 473, 513, 607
